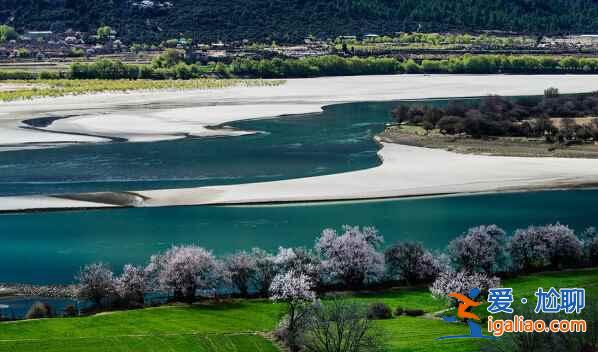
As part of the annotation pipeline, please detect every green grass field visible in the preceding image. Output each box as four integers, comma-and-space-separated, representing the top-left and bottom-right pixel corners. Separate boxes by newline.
0, 269, 595, 352
0, 334, 278, 352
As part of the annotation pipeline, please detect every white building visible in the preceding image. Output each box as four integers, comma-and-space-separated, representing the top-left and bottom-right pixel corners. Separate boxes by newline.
577, 35, 598, 45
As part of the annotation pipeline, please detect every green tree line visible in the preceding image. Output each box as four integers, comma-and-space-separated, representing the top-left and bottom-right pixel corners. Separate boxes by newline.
3, 55, 598, 81
232, 55, 598, 78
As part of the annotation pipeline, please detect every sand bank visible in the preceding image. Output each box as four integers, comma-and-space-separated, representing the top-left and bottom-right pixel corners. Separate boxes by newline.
138, 142, 598, 205
2, 74, 598, 211
42, 104, 324, 142
3, 142, 598, 212
2, 74, 598, 147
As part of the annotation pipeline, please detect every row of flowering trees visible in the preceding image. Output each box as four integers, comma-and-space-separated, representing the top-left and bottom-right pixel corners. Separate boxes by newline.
75, 223, 598, 308
431, 224, 597, 299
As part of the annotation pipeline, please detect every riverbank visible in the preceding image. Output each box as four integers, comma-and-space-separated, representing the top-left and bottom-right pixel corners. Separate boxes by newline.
380, 124, 598, 158
0, 283, 76, 298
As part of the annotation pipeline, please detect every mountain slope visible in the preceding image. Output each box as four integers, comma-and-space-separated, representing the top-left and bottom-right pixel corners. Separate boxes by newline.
1, 0, 597, 42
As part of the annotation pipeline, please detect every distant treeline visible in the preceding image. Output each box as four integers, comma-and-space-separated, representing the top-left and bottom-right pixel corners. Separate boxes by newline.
230, 55, 598, 78
4, 55, 598, 81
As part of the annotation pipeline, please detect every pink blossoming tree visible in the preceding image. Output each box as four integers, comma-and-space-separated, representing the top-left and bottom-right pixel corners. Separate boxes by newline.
145, 245, 221, 302
315, 225, 384, 289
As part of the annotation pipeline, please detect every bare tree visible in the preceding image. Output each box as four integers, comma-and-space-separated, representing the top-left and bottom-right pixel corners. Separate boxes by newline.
303, 299, 383, 352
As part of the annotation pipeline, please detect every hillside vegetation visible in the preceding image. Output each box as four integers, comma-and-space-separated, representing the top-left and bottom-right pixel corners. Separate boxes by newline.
2, 0, 598, 42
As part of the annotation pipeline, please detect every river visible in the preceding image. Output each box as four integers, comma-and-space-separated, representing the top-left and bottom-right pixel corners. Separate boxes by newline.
0, 97, 596, 284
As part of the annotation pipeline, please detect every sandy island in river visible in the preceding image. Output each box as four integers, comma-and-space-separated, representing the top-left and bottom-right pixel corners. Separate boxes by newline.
1, 74, 598, 211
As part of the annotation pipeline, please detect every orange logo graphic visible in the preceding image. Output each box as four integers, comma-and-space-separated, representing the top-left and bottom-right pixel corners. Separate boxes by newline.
448, 292, 481, 321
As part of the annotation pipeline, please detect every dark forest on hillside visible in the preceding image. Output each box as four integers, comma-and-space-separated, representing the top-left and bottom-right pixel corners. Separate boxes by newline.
1, 0, 598, 43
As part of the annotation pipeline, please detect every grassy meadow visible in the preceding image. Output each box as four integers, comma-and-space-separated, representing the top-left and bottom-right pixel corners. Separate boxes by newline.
0, 269, 595, 352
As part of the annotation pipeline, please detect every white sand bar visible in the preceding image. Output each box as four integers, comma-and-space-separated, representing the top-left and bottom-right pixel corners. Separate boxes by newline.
43, 104, 324, 142
3, 142, 598, 212
2, 74, 598, 211
138, 142, 598, 205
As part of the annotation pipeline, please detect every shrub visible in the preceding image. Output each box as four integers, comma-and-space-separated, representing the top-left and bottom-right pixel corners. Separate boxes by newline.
96, 26, 113, 41
0, 25, 17, 42
402, 59, 422, 73
436, 115, 464, 134
0, 70, 38, 80
394, 306, 404, 316
63, 304, 78, 317
39, 71, 61, 80
366, 302, 392, 320
69, 48, 85, 57
404, 309, 425, 317
151, 49, 185, 68
26, 302, 50, 319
